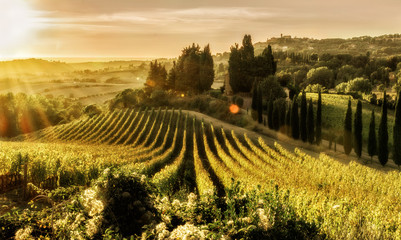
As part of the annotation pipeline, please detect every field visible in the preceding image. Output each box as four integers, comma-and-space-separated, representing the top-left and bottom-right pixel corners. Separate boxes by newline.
1, 107, 401, 239
306, 93, 395, 150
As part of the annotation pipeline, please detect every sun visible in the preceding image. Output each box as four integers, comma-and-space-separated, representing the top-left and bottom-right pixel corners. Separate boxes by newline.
0, 0, 36, 57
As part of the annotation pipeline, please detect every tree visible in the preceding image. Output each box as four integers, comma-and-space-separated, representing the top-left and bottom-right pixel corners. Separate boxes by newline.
228, 35, 255, 93
378, 91, 388, 166
146, 60, 167, 89
166, 61, 177, 89
280, 101, 286, 133
316, 90, 322, 145
393, 90, 401, 166
175, 44, 214, 93
260, 76, 287, 101
344, 98, 353, 155
257, 84, 263, 124
307, 98, 315, 144
368, 109, 377, 161
229, 35, 277, 93
228, 44, 243, 93
291, 96, 299, 139
254, 45, 276, 78
300, 91, 307, 142
286, 102, 292, 137
305, 67, 334, 89
267, 97, 274, 129
354, 100, 363, 158
272, 100, 280, 131
251, 80, 258, 111
199, 44, 215, 92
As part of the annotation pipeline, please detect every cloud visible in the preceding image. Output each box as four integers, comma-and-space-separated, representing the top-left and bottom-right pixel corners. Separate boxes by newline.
22, 0, 401, 57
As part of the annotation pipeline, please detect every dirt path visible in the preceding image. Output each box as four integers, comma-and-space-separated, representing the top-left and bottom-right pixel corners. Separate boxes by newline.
184, 109, 400, 173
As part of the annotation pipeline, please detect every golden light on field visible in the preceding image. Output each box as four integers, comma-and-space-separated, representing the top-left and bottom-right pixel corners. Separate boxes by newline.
229, 104, 240, 114
0, 0, 35, 57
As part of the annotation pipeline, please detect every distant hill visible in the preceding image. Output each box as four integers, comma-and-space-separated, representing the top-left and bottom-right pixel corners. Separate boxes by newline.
0, 58, 73, 76
255, 34, 401, 57
214, 34, 401, 62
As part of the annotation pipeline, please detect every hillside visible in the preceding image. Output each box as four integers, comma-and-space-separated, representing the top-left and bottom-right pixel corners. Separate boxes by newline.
1, 107, 401, 238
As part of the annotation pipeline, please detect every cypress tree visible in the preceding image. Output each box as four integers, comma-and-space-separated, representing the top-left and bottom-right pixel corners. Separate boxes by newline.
273, 101, 280, 131
280, 102, 286, 133
268, 97, 274, 129
291, 96, 299, 139
251, 80, 258, 111
378, 91, 388, 166
354, 100, 363, 158
300, 91, 307, 142
257, 84, 263, 124
344, 98, 353, 155
307, 98, 315, 144
316, 90, 322, 145
368, 109, 377, 161
393, 90, 401, 166
286, 102, 292, 137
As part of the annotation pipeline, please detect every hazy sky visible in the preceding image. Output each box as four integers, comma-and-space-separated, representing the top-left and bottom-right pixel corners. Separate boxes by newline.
2, 0, 401, 59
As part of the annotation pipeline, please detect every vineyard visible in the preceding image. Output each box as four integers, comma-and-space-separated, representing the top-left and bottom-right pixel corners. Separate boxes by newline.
2, 107, 401, 239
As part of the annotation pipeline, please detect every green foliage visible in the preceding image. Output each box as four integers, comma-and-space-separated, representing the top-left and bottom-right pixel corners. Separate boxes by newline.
316, 91, 322, 145
272, 100, 280, 131
229, 35, 276, 93
286, 103, 292, 137
235, 97, 244, 108
279, 100, 287, 132
174, 44, 214, 93
108, 88, 142, 110
257, 84, 263, 124
267, 98, 274, 129
251, 81, 258, 111
305, 67, 334, 89
83, 104, 102, 117
260, 76, 287, 101
378, 91, 389, 166
393, 90, 401, 166
354, 100, 363, 158
146, 60, 167, 89
276, 71, 292, 87
368, 110, 377, 159
307, 98, 315, 144
344, 98, 353, 155
166, 61, 177, 89
336, 77, 372, 94
10, 153, 28, 174
300, 91, 308, 142
304, 84, 326, 93
0, 93, 82, 137
336, 65, 358, 85
291, 97, 299, 139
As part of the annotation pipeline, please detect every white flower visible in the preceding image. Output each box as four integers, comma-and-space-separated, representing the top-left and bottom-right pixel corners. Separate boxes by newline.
187, 193, 197, 209
15, 226, 33, 240
333, 205, 341, 209
256, 208, 271, 230
168, 223, 208, 240
86, 216, 103, 238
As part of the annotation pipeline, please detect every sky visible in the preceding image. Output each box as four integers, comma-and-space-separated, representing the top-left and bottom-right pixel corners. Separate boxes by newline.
1, 0, 401, 59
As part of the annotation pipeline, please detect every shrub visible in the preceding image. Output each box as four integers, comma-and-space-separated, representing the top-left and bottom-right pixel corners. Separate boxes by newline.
235, 97, 244, 108
305, 84, 326, 93
346, 77, 372, 94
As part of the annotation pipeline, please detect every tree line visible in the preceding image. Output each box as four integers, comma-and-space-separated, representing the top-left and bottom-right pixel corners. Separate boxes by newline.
252, 87, 323, 145
343, 90, 401, 166
146, 44, 214, 93
0, 93, 83, 137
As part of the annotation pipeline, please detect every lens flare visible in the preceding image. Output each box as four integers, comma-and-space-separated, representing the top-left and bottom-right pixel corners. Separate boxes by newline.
229, 104, 240, 114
